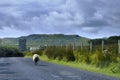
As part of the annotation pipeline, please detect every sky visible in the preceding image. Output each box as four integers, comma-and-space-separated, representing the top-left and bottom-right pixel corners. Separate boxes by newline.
0, 0, 120, 39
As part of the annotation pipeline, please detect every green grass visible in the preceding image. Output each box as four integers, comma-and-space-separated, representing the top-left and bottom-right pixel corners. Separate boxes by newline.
40, 55, 120, 78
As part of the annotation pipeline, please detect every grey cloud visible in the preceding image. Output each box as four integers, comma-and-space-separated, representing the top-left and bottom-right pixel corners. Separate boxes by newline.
75, 0, 120, 31
81, 19, 108, 27
0, 0, 120, 37
82, 27, 101, 33
0, 12, 32, 31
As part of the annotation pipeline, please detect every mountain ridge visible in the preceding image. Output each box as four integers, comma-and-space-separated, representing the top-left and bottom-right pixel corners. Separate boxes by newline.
0, 34, 89, 47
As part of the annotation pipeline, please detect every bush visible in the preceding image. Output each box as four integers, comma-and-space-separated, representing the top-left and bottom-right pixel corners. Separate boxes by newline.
32, 50, 43, 56
90, 51, 105, 68
74, 47, 91, 64
25, 52, 33, 56
74, 43, 119, 68
0, 46, 24, 57
64, 45, 75, 61
43, 46, 75, 61
90, 50, 112, 68
25, 49, 43, 57
43, 46, 57, 59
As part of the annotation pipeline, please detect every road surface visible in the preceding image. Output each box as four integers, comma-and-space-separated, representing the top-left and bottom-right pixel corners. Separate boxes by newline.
0, 57, 119, 80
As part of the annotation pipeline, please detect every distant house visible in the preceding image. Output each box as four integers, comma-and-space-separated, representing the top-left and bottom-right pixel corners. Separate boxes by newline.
29, 47, 40, 51
29, 46, 46, 51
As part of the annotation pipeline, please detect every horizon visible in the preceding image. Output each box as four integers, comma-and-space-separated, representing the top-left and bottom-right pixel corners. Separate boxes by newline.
0, 0, 120, 39
0, 33, 119, 39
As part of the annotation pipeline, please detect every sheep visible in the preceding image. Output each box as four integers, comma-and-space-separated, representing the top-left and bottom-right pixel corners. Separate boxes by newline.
33, 54, 40, 65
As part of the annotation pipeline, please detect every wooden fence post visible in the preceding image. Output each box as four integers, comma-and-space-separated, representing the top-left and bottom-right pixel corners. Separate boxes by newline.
81, 42, 83, 50
45, 40, 48, 47
118, 40, 120, 54
59, 40, 63, 47
90, 41, 92, 52
73, 43, 75, 50
0, 39, 2, 45
102, 40, 104, 52
72, 39, 75, 50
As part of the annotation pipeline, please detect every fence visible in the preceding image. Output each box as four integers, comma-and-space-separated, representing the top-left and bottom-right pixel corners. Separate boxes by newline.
52, 39, 120, 55
39, 39, 120, 54
118, 40, 120, 54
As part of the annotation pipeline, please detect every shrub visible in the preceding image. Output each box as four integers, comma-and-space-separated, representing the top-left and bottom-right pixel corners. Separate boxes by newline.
0, 46, 24, 57
43, 46, 75, 61
74, 47, 91, 64
25, 52, 33, 56
90, 50, 112, 68
64, 45, 75, 61
43, 46, 56, 59
32, 50, 43, 56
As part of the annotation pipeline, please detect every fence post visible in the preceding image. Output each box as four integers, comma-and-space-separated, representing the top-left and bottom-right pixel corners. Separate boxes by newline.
59, 40, 61, 46
59, 40, 63, 47
0, 39, 2, 45
90, 41, 92, 52
118, 40, 120, 54
73, 43, 75, 50
45, 40, 48, 47
81, 42, 83, 50
102, 40, 104, 52
74, 39, 76, 50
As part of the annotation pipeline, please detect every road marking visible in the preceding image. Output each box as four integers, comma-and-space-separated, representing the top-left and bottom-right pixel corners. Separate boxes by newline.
68, 75, 80, 78
59, 71, 81, 79
51, 74, 63, 80
59, 71, 74, 76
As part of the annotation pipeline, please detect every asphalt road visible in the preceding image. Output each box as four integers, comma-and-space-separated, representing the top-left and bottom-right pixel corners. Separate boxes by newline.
0, 57, 119, 80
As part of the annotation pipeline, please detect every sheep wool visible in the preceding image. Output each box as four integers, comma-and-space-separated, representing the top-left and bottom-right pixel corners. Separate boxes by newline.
33, 54, 39, 61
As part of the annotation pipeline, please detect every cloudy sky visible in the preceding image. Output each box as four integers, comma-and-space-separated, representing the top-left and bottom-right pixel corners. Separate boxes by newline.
0, 0, 120, 39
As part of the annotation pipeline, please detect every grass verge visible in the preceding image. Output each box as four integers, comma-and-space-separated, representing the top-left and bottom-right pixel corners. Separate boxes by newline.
25, 55, 120, 78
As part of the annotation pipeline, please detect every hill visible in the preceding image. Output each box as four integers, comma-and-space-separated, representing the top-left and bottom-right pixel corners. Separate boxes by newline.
90, 36, 120, 45
0, 34, 89, 47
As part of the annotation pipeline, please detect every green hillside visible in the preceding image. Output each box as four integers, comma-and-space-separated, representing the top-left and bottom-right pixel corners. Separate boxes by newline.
0, 34, 89, 47
1, 38, 18, 47
90, 36, 120, 45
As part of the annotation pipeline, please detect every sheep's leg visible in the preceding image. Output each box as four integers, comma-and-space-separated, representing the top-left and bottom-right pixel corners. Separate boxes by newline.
34, 57, 39, 65
35, 61, 38, 65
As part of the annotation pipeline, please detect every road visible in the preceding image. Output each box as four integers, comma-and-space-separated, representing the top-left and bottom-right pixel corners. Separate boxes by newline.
0, 57, 119, 80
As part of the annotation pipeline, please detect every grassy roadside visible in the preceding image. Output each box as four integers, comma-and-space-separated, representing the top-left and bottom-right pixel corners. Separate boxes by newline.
25, 55, 120, 78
